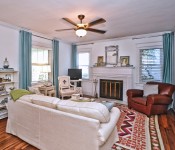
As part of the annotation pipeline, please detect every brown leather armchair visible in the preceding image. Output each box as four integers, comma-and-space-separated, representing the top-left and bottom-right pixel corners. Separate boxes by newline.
127, 82, 175, 117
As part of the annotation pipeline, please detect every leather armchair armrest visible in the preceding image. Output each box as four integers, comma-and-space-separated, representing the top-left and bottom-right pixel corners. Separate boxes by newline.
147, 94, 173, 105
127, 89, 143, 98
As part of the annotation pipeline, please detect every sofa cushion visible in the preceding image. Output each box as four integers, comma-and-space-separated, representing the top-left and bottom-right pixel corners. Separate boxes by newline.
31, 95, 60, 109
57, 100, 110, 123
143, 84, 158, 96
132, 97, 147, 105
19, 94, 33, 103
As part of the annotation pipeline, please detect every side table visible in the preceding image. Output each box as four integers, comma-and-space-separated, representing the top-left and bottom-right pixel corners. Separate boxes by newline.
39, 86, 55, 96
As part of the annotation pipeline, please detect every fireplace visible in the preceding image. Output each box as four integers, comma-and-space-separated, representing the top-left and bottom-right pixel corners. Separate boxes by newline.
91, 67, 134, 104
100, 79, 123, 100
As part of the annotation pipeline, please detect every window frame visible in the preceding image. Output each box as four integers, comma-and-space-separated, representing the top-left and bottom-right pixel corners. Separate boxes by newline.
139, 48, 163, 83
31, 47, 52, 83
77, 49, 91, 80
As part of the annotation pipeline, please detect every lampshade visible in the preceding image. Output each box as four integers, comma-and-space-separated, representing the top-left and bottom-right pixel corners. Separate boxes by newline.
42, 65, 51, 73
76, 28, 87, 37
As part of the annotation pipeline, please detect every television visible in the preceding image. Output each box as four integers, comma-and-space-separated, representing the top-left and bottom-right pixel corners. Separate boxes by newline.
68, 69, 82, 80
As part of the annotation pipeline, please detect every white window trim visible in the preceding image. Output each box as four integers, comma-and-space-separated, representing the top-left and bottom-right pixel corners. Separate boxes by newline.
77, 48, 91, 80
139, 48, 163, 83
31, 48, 52, 83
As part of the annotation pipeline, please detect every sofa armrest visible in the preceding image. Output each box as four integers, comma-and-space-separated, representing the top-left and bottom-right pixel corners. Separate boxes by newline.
147, 94, 173, 105
98, 107, 120, 146
127, 89, 143, 98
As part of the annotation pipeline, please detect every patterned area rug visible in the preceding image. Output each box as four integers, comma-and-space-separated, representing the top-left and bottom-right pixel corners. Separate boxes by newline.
112, 104, 164, 150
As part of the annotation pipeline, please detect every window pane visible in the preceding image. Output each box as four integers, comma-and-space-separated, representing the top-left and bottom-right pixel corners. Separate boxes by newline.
32, 49, 38, 63
79, 53, 89, 65
32, 65, 49, 82
32, 48, 50, 82
79, 65, 89, 79
140, 48, 163, 82
78, 52, 90, 79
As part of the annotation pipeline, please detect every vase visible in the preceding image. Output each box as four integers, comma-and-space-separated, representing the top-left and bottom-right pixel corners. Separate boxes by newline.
3, 58, 9, 69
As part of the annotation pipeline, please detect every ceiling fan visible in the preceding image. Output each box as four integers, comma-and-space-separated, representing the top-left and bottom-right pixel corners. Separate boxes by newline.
55, 14, 106, 37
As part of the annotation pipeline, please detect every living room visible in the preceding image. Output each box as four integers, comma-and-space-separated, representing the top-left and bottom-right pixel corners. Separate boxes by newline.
0, 0, 175, 150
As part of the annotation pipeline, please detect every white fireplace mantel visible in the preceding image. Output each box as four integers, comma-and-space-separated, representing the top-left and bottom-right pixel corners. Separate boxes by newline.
91, 67, 135, 104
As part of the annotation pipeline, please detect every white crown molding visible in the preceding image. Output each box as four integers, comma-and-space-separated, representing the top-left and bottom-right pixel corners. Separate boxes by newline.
75, 31, 171, 46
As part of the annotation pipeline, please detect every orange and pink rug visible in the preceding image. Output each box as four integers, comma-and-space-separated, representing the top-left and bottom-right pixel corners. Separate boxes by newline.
112, 104, 164, 150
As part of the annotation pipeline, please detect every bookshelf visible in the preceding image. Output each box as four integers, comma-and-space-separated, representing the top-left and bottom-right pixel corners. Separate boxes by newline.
0, 70, 18, 119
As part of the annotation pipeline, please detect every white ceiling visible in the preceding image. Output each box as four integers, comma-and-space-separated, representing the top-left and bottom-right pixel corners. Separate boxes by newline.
0, 0, 175, 43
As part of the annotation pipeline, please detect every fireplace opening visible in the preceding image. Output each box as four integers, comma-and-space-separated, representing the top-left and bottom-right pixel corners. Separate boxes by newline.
100, 79, 123, 100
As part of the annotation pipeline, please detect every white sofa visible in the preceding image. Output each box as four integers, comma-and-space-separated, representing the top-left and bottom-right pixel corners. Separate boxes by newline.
6, 95, 121, 150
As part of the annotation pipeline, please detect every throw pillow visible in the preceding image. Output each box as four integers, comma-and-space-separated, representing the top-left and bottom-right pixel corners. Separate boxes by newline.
101, 102, 115, 111
28, 87, 41, 94
143, 84, 158, 96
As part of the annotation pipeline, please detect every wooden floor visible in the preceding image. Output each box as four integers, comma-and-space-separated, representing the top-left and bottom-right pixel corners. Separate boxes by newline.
0, 109, 175, 150
158, 109, 175, 150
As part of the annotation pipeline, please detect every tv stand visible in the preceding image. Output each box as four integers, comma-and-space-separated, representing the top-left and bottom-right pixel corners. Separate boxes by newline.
70, 79, 83, 96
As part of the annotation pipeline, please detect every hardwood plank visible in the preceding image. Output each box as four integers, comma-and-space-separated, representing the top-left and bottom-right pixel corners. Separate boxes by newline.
0, 118, 38, 150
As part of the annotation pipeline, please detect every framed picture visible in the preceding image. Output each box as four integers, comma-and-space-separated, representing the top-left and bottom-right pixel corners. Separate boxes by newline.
97, 56, 104, 66
120, 56, 130, 66
105, 45, 119, 65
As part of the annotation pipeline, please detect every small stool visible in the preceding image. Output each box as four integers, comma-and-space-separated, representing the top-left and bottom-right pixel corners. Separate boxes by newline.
48, 90, 56, 97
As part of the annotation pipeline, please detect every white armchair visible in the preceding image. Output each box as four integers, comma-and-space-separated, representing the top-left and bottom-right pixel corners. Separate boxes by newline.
58, 76, 76, 99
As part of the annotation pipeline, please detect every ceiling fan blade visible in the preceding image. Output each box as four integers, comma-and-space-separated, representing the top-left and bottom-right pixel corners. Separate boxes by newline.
55, 28, 75, 32
86, 28, 106, 34
88, 18, 106, 27
63, 18, 77, 26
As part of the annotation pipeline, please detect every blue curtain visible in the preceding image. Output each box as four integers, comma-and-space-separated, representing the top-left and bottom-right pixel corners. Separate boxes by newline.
71, 44, 77, 68
19, 30, 32, 89
162, 32, 174, 83
52, 39, 59, 97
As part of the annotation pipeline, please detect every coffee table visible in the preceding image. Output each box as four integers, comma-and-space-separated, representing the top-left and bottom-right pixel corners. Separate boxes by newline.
70, 97, 95, 102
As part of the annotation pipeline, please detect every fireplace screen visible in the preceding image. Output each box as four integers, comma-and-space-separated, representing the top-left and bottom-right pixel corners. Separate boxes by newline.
100, 79, 123, 100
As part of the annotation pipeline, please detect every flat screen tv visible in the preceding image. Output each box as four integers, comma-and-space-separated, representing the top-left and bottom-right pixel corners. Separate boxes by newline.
68, 69, 82, 80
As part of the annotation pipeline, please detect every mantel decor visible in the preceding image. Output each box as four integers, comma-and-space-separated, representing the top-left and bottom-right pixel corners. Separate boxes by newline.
105, 45, 119, 65
3, 58, 9, 69
120, 56, 130, 66
97, 56, 105, 66
93, 78, 98, 98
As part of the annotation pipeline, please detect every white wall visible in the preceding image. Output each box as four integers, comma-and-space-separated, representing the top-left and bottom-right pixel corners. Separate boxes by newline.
0, 24, 72, 87
78, 38, 137, 95
32, 36, 72, 76
0, 25, 19, 70
77, 32, 164, 96
59, 41, 72, 76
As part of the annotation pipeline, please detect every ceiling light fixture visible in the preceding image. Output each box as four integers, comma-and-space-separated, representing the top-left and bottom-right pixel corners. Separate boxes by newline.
75, 27, 87, 37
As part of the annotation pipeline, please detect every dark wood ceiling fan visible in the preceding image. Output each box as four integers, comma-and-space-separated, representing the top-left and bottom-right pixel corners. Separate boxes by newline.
55, 14, 106, 36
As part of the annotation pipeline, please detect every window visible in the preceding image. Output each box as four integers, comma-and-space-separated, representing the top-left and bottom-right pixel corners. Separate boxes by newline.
140, 48, 163, 82
78, 52, 90, 79
32, 48, 51, 82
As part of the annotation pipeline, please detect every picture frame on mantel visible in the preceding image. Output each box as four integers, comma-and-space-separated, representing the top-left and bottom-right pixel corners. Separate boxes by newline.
120, 56, 130, 66
105, 45, 119, 65
97, 56, 105, 66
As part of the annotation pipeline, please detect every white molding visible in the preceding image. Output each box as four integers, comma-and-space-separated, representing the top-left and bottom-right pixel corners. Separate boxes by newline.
75, 31, 171, 45
91, 67, 134, 104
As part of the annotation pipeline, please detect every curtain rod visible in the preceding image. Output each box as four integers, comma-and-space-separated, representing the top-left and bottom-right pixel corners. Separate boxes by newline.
132, 35, 163, 40
33, 34, 53, 41
76, 43, 94, 46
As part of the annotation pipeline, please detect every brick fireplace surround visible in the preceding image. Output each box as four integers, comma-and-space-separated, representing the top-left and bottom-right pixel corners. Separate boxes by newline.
91, 67, 134, 104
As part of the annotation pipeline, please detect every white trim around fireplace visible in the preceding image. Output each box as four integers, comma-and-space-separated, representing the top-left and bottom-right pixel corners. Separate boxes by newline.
91, 67, 134, 104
